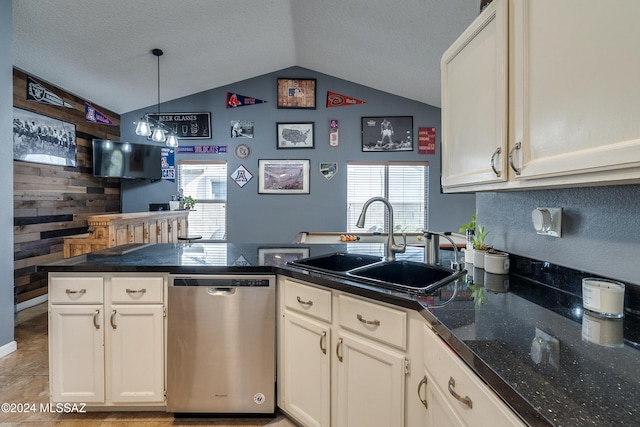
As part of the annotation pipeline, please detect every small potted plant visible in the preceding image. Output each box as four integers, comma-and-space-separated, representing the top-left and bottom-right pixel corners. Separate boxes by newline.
182, 195, 196, 210
472, 224, 491, 269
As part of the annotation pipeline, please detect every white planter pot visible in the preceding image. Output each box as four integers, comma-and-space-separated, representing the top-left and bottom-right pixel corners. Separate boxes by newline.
473, 250, 487, 269
484, 252, 510, 274
169, 201, 180, 210
463, 248, 474, 265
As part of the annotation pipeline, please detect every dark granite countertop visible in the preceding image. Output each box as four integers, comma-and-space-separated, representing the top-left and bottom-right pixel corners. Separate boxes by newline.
39, 243, 640, 427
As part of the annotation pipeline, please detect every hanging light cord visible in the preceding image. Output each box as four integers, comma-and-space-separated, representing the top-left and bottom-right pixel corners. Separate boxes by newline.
153, 48, 163, 114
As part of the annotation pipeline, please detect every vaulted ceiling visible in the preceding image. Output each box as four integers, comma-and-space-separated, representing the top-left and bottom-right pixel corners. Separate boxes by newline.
12, 0, 479, 114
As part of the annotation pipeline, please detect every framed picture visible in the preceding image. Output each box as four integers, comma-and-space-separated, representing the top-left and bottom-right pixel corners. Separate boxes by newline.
258, 159, 310, 194
277, 122, 315, 149
361, 116, 414, 152
13, 107, 77, 167
258, 247, 310, 267
147, 112, 211, 139
277, 78, 317, 109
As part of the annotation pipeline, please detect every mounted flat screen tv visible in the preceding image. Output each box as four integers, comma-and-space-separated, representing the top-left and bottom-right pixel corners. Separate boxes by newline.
92, 139, 162, 179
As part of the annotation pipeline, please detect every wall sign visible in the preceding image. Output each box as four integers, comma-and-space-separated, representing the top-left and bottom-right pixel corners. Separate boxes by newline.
147, 112, 211, 139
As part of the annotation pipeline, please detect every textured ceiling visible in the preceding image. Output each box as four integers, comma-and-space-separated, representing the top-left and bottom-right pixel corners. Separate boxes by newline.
12, 0, 479, 114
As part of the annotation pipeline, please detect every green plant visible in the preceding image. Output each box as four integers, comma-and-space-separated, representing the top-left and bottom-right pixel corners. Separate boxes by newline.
458, 214, 477, 234
183, 195, 196, 209
468, 283, 487, 307
473, 224, 491, 251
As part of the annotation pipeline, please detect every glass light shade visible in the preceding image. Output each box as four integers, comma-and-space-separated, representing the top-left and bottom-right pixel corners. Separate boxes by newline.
151, 127, 166, 142
135, 120, 152, 137
166, 134, 179, 147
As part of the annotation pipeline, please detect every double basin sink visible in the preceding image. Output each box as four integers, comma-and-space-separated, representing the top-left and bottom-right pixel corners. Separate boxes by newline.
288, 252, 464, 295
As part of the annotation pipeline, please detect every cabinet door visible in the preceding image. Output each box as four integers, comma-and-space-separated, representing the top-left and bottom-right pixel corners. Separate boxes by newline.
441, 0, 508, 190
282, 310, 331, 427
335, 331, 405, 427
511, 0, 640, 184
417, 373, 466, 427
49, 305, 105, 403
108, 305, 164, 403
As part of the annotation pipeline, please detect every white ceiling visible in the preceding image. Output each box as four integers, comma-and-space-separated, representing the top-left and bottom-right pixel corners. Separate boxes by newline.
12, 0, 479, 114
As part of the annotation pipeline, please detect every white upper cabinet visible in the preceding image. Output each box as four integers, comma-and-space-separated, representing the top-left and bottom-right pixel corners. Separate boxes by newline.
442, 0, 640, 192
441, 0, 508, 190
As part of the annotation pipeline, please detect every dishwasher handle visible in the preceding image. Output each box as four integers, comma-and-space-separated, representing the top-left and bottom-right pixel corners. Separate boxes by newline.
206, 287, 237, 296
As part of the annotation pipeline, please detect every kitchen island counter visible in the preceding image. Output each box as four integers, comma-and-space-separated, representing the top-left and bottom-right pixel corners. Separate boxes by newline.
39, 243, 640, 427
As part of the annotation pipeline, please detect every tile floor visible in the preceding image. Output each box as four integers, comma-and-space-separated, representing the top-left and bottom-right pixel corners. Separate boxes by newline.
0, 303, 297, 426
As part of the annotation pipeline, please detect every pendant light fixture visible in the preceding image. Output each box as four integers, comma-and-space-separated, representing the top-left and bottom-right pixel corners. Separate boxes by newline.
134, 48, 179, 147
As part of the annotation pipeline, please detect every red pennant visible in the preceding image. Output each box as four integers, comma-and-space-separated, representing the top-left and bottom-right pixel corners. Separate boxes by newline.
326, 91, 366, 108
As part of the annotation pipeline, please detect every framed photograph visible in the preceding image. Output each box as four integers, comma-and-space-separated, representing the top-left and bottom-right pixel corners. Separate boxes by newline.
258, 247, 310, 267
277, 78, 317, 109
258, 159, 310, 194
230, 119, 254, 138
13, 107, 77, 167
277, 122, 315, 149
361, 116, 414, 152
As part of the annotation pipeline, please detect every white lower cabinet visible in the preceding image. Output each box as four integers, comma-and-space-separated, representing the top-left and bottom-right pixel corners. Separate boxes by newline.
48, 273, 166, 407
49, 304, 105, 403
335, 331, 405, 427
419, 325, 526, 427
282, 310, 331, 427
278, 277, 408, 427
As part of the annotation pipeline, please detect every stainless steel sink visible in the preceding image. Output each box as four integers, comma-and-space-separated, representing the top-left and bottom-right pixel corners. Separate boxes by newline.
288, 252, 382, 273
347, 260, 464, 294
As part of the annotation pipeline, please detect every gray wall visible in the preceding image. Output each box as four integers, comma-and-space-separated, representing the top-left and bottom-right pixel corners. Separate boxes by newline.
477, 185, 640, 286
121, 67, 475, 244
1, 0, 15, 350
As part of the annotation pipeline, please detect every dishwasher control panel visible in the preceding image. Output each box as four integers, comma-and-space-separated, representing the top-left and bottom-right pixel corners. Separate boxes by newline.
170, 275, 274, 288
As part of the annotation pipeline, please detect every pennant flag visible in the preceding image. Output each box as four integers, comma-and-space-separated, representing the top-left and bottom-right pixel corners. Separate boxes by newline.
226, 92, 268, 109
326, 91, 366, 108
85, 103, 116, 126
26, 76, 73, 108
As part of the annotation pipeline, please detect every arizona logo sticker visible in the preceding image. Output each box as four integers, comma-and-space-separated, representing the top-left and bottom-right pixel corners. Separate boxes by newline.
326, 91, 366, 108
226, 92, 268, 109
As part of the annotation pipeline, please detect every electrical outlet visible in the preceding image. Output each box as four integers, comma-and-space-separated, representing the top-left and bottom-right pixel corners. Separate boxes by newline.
534, 327, 560, 369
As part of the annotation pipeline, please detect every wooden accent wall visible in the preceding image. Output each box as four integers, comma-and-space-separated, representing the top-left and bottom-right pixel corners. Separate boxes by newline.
13, 69, 121, 304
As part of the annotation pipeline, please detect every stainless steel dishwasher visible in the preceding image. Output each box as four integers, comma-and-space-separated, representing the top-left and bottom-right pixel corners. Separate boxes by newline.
167, 274, 276, 415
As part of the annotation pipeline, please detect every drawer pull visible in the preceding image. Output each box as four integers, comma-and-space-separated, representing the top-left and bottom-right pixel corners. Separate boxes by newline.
93, 309, 100, 329
296, 296, 313, 307
126, 288, 147, 294
336, 337, 344, 362
357, 313, 380, 326
110, 309, 117, 329
417, 375, 428, 410
319, 330, 327, 355
508, 141, 522, 176
490, 147, 502, 177
66, 289, 86, 295
448, 376, 473, 409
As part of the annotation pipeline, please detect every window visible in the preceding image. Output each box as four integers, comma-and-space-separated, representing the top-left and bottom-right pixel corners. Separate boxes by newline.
177, 161, 227, 241
347, 162, 428, 233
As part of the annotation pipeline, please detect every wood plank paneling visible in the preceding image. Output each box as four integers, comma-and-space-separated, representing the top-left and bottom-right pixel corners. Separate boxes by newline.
13, 68, 122, 304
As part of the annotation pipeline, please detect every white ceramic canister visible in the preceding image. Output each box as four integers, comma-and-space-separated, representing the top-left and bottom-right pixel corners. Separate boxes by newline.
484, 251, 510, 274
581, 311, 624, 348
473, 250, 487, 269
464, 248, 474, 265
582, 278, 625, 318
